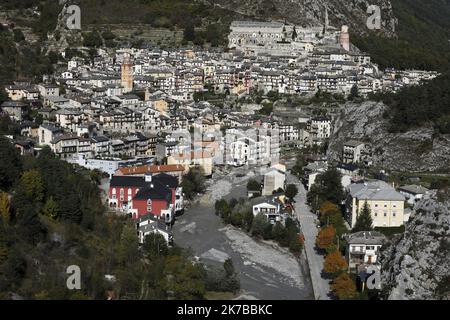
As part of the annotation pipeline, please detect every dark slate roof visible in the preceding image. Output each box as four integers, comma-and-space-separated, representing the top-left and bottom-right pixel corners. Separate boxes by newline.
133, 181, 172, 201
110, 176, 147, 188
154, 173, 178, 189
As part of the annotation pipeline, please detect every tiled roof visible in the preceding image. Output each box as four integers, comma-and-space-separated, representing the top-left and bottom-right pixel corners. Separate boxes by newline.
117, 164, 185, 176
348, 180, 405, 201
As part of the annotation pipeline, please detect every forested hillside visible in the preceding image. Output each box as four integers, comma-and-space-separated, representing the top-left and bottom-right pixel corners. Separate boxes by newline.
0, 24, 55, 85
378, 73, 450, 134
353, 0, 450, 71
0, 137, 238, 299
1, 0, 449, 71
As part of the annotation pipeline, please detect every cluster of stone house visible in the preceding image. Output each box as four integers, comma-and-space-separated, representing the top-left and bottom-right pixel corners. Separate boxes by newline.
0, 19, 439, 250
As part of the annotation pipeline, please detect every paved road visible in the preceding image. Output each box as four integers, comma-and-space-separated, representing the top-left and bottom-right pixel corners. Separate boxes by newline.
287, 172, 331, 300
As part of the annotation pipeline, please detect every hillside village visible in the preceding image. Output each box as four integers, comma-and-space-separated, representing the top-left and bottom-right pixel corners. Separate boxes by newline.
0, 13, 447, 300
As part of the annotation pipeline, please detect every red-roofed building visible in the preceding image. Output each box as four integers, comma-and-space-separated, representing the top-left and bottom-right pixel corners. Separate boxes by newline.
108, 173, 183, 219
114, 164, 184, 183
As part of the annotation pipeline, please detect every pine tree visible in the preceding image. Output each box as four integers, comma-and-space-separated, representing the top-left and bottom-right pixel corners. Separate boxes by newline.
353, 201, 373, 232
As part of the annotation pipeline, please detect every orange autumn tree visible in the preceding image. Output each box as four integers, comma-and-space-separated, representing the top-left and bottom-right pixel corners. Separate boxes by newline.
331, 273, 358, 300
315, 225, 336, 250
324, 250, 348, 276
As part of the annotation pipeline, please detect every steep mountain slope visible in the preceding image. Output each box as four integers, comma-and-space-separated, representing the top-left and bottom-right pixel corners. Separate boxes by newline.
206, 0, 397, 35
327, 101, 450, 173
353, 0, 450, 70
380, 191, 450, 300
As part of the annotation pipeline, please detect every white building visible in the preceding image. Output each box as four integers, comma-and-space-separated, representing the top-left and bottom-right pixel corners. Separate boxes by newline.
345, 231, 386, 271
398, 185, 430, 206
305, 117, 331, 146
252, 200, 283, 224
262, 168, 286, 196
38, 123, 64, 146
343, 140, 365, 164
74, 154, 125, 177
136, 214, 173, 245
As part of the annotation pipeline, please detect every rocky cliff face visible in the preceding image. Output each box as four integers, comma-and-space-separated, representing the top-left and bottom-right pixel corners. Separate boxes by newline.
379, 191, 450, 300
327, 101, 450, 172
46, 0, 83, 52
205, 0, 397, 36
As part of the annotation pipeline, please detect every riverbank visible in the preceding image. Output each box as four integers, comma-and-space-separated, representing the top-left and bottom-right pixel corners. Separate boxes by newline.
173, 165, 314, 300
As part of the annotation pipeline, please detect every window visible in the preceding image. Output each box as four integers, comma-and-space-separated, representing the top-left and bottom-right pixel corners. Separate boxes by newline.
393, 212, 396, 217
147, 199, 152, 213
120, 188, 124, 201
384, 212, 387, 217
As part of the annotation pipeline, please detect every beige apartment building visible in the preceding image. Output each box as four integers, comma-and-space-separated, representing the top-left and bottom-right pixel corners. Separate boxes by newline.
167, 151, 213, 177
346, 180, 406, 228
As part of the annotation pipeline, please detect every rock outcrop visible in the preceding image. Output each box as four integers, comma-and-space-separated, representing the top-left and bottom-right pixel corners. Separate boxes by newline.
380, 191, 450, 300
206, 0, 397, 36
327, 101, 450, 172
46, 0, 83, 53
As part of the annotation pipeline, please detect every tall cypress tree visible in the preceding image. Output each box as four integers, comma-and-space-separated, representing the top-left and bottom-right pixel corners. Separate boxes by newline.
352, 201, 373, 232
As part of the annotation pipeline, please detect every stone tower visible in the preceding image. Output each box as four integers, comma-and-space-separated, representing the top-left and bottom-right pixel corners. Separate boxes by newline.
339, 25, 350, 51
121, 52, 134, 93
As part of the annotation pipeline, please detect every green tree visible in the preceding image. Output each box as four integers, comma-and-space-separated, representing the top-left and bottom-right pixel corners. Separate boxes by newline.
242, 209, 254, 232
289, 235, 304, 255
223, 258, 235, 278
83, 30, 103, 48
272, 222, 289, 247
13, 187, 46, 245
116, 223, 140, 267
348, 84, 359, 100
181, 167, 206, 200
183, 24, 195, 42
285, 184, 299, 200
230, 209, 243, 228
60, 192, 82, 224
42, 196, 59, 219
352, 201, 374, 232
291, 152, 307, 177
0, 87, 8, 104
252, 213, 270, 238
246, 179, 261, 192
307, 168, 344, 212
162, 255, 205, 300
20, 170, 45, 203
0, 137, 22, 191
0, 221, 8, 264
0, 192, 10, 226
143, 233, 169, 258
